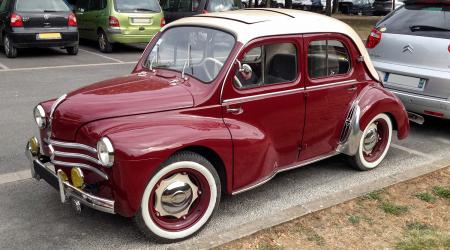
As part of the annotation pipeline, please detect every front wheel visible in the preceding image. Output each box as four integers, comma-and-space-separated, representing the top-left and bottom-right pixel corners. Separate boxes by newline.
135, 152, 221, 243
349, 113, 393, 171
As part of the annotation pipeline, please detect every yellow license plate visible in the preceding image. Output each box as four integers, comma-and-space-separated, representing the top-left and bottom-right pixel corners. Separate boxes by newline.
37, 33, 61, 40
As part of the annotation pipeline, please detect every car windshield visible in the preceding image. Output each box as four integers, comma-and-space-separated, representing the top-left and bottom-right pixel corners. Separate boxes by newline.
15, 0, 70, 12
207, 0, 241, 12
377, 4, 450, 39
146, 27, 236, 83
114, 0, 161, 12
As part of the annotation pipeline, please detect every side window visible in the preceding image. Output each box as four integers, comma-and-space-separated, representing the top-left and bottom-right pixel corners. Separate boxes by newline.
76, 0, 89, 11
234, 42, 298, 89
308, 40, 351, 79
89, 0, 101, 10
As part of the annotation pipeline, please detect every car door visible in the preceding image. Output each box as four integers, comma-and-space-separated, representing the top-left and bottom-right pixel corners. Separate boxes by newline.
221, 36, 306, 192
75, 0, 90, 38
299, 33, 363, 161
84, 0, 102, 38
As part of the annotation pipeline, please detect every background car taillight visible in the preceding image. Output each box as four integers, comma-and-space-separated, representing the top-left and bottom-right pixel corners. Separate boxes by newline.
109, 16, 120, 28
68, 13, 77, 27
10, 13, 23, 27
160, 17, 166, 27
366, 28, 382, 49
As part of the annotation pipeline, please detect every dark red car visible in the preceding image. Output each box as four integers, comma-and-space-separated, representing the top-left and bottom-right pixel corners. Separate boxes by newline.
26, 9, 409, 242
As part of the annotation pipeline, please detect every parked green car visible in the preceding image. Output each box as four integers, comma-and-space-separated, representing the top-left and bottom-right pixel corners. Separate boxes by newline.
73, 0, 164, 52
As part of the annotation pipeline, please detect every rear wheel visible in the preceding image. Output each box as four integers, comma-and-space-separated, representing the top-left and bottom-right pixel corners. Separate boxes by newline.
98, 31, 113, 53
349, 113, 393, 171
66, 45, 79, 55
4, 35, 18, 58
135, 151, 221, 243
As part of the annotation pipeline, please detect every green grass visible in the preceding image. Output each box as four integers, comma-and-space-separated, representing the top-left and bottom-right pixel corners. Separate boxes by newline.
348, 215, 361, 224
294, 226, 326, 246
414, 192, 437, 203
365, 190, 383, 201
379, 202, 409, 216
257, 241, 284, 250
396, 223, 450, 250
432, 186, 450, 199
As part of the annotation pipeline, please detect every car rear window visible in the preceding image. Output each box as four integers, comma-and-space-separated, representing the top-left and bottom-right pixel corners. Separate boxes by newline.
376, 4, 450, 39
114, 0, 161, 12
207, 0, 241, 12
15, 0, 70, 12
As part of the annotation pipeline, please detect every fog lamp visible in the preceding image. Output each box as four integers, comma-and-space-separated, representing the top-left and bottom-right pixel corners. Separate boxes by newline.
71, 168, 84, 188
27, 137, 40, 157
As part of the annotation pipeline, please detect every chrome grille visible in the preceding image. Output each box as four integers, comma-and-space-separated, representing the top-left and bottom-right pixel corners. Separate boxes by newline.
46, 139, 108, 180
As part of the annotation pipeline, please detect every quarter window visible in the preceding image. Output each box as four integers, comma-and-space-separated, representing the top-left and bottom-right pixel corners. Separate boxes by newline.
234, 43, 298, 89
308, 40, 351, 79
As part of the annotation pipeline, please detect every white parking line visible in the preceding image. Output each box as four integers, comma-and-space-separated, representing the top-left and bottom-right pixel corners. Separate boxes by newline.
0, 61, 137, 72
79, 48, 125, 63
0, 170, 31, 185
391, 143, 437, 160
0, 61, 9, 70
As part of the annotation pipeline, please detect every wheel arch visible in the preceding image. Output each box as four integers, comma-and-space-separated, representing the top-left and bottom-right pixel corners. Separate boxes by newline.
173, 145, 228, 195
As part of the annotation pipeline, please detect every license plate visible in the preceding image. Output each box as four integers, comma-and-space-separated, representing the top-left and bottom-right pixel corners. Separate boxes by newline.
37, 33, 61, 40
132, 18, 151, 24
383, 73, 426, 91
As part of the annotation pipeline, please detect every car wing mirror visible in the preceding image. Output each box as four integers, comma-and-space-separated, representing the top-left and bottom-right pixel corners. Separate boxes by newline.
236, 60, 252, 75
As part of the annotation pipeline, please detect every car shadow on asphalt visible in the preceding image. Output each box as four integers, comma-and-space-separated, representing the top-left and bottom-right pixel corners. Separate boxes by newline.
79, 39, 146, 54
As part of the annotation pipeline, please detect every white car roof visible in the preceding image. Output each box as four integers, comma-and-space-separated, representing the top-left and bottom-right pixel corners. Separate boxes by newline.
163, 9, 379, 81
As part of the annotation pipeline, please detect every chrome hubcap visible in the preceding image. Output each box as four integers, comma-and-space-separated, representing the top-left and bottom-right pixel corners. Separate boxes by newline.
363, 123, 379, 153
154, 173, 199, 219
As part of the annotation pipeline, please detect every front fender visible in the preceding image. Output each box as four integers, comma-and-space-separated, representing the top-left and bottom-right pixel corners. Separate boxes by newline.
80, 109, 233, 217
337, 86, 409, 156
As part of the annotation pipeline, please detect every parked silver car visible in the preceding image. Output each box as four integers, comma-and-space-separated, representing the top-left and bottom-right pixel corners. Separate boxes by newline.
367, 1, 450, 119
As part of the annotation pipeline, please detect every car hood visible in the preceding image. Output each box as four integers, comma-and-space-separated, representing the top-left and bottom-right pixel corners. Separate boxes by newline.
51, 72, 194, 141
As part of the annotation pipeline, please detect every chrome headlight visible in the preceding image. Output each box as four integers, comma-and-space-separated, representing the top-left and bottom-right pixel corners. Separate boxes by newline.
34, 105, 47, 129
97, 137, 114, 167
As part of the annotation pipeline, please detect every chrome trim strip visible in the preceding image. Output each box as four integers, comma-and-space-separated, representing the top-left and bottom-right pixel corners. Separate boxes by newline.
390, 90, 450, 104
305, 80, 358, 90
232, 152, 339, 195
53, 151, 101, 165
49, 94, 67, 120
223, 88, 304, 104
51, 160, 109, 180
48, 139, 97, 154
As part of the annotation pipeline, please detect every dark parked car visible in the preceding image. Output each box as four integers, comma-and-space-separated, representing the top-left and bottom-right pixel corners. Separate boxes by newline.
339, 0, 374, 15
0, 0, 79, 58
160, 0, 242, 23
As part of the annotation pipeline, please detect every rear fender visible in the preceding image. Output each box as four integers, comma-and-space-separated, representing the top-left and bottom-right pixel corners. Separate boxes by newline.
337, 86, 409, 156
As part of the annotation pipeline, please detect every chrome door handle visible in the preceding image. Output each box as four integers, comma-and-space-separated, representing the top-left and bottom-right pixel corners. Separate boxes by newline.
347, 86, 357, 92
226, 107, 243, 115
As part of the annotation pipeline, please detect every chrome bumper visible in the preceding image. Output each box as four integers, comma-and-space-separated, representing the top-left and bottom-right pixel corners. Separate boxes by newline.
25, 137, 115, 214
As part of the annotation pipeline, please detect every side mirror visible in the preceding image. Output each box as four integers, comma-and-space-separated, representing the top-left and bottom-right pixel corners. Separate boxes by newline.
236, 60, 252, 75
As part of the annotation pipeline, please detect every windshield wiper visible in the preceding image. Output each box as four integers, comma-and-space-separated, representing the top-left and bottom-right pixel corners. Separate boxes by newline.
134, 8, 157, 12
410, 25, 450, 32
181, 44, 192, 79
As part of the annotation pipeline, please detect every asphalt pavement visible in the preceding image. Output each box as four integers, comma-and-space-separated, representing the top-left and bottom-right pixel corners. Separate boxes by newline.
0, 42, 450, 250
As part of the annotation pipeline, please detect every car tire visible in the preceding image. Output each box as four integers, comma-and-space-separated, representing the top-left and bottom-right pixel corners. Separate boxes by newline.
66, 45, 79, 55
135, 151, 221, 243
98, 30, 113, 53
349, 113, 393, 171
4, 35, 18, 58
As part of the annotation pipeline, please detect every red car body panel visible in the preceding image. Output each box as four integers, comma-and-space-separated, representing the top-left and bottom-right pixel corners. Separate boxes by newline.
37, 31, 409, 217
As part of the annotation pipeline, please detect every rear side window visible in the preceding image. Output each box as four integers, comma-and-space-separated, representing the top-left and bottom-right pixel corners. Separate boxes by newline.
114, 0, 161, 12
15, 0, 70, 12
308, 40, 351, 79
207, 0, 240, 12
377, 5, 450, 39
89, 0, 107, 10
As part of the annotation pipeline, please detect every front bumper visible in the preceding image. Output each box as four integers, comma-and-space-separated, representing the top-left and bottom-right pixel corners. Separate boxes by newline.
25, 137, 115, 214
